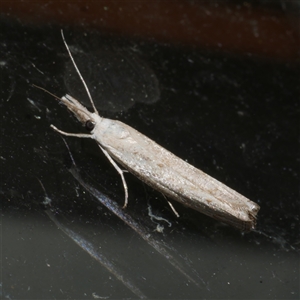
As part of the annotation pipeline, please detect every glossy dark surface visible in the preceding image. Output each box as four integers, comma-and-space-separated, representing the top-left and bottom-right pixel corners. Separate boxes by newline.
1, 2, 299, 299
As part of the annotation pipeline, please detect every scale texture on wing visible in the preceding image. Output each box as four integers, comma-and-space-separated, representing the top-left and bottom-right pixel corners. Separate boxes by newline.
96, 119, 259, 230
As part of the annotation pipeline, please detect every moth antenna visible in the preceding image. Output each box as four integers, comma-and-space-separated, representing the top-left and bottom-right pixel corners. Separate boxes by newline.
60, 29, 99, 115
32, 84, 93, 121
32, 84, 61, 101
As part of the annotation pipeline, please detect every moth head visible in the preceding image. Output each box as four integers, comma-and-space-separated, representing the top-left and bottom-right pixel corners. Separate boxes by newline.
60, 94, 97, 128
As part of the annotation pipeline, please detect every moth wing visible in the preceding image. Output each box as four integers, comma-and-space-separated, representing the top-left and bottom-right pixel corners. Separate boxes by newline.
98, 120, 259, 230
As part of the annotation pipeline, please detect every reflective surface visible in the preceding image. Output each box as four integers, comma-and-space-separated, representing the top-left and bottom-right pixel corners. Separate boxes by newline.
1, 2, 299, 299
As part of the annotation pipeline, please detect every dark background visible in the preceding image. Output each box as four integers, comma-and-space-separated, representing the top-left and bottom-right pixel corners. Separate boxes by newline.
1, 1, 299, 299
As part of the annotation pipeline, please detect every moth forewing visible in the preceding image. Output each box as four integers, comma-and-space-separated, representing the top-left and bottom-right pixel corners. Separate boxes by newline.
90, 118, 260, 231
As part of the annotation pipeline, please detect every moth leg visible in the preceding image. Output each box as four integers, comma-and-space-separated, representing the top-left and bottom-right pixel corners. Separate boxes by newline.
162, 194, 180, 218
51, 125, 92, 138
99, 145, 129, 208
167, 201, 180, 218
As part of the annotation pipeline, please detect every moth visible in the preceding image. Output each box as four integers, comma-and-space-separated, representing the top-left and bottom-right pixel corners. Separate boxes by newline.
40, 30, 260, 231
